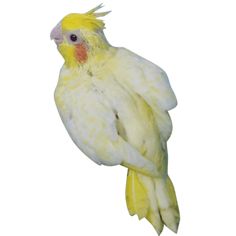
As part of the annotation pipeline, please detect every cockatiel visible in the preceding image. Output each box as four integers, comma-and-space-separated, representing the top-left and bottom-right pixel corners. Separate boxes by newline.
51, 4, 179, 235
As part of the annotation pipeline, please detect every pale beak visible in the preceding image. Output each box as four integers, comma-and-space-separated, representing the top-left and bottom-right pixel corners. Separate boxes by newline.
50, 22, 63, 45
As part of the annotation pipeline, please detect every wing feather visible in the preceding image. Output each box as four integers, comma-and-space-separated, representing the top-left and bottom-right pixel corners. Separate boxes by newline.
58, 87, 159, 177
115, 48, 177, 141
116, 48, 177, 111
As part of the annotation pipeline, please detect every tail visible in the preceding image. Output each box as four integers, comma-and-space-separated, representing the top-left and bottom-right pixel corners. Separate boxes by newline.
126, 170, 180, 235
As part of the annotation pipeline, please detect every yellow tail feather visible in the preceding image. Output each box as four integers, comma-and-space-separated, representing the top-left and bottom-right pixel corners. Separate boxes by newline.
125, 169, 149, 219
126, 169, 180, 235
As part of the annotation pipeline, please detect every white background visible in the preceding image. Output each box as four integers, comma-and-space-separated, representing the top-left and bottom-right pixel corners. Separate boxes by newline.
0, 0, 236, 235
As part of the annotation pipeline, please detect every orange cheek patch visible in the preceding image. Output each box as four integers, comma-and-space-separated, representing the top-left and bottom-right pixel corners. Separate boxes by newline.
75, 43, 88, 63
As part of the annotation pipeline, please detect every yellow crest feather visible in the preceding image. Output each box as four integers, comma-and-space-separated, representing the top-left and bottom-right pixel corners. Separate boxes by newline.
61, 4, 110, 31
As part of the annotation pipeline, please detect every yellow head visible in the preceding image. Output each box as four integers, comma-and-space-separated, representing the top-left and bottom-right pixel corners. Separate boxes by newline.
51, 4, 110, 67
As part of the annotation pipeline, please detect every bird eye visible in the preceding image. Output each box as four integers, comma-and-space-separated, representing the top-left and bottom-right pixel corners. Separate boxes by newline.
70, 34, 78, 42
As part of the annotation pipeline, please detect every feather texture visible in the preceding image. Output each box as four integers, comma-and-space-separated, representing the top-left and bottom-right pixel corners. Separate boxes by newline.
54, 34, 179, 233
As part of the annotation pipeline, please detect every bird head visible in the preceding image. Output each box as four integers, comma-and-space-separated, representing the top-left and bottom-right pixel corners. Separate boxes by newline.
50, 4, 110, 67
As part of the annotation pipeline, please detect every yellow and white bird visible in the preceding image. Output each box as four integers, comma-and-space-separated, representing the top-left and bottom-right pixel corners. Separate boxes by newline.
51, 4, 179, 234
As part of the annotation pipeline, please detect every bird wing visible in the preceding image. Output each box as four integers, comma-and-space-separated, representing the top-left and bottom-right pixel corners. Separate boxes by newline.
115, 48, 177, 141
61, 86, 160, 177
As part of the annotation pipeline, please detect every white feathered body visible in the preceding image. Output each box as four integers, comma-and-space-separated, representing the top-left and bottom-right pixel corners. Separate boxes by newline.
54, 47, 179, 233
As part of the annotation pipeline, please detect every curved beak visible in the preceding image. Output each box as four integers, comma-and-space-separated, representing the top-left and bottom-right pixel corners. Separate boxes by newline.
50, 22, 63, 45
